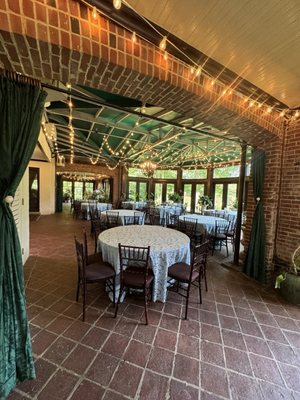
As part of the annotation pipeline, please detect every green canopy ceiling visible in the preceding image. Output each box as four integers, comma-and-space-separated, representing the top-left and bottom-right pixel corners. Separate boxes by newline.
45, 83, 252, 168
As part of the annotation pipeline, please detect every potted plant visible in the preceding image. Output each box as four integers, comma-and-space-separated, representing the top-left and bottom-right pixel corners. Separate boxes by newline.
198, 195, 213, 212
275, 245, 300, 304
168, 191, 183, 204
63, 190, 71, 203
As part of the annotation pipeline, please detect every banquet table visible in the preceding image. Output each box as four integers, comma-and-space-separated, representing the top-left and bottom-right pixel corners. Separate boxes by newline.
80, 202, 112, 219
122, 201, 147, 210
150, 205, 182, 225
101, 209, 144, 225
98, 225, 190, 302
179, 214, 227, 234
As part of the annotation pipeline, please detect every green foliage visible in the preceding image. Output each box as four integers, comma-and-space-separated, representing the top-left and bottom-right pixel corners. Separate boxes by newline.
182, 169, 207, 179
168, 191, 183, 202
198, 195, 213, 207
153, 169, 177, 179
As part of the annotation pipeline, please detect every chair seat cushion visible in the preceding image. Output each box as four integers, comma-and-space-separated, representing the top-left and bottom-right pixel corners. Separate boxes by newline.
123, 268, 154, 288
86, 261, 115, 281
168, 262, 199, 283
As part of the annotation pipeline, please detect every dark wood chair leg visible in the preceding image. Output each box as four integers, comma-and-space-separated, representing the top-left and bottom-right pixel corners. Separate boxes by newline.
112, 277, 116, 306
114, 284, 123, 319
198, 274, 202, 304
76, 278, 80, 302
184, 287, 190, 320
144, 288, 149, 325
82, 282, 86, 321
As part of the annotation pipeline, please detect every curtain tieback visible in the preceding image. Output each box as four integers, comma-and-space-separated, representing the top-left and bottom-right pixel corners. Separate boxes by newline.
4, 195, 14, 204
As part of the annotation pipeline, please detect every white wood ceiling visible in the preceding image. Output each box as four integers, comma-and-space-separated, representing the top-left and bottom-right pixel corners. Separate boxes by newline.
126, 0, 300, 108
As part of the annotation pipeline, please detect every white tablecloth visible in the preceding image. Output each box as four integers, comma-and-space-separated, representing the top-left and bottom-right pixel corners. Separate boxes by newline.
81, 202, 112, 212
122, 201, 147, 210
98, 225, 190, 302
179, 214, 227, 234
101, 209, 144, 225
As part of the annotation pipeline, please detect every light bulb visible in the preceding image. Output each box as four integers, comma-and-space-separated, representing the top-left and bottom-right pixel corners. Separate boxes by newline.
280, 110, 285, 117
159, 36, 167, 51
113, 0, 122, 9
132, 31, 136, 43
195, 66, 201, 76
164, 51, 168, 61
190, 66, 195, 74
267, 106, 272, 113
295, 110, 299, 118
92, 7, 97, 19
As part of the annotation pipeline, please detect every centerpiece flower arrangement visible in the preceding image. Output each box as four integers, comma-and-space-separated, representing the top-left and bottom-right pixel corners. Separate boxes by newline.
90, 188, 107, 202
198, 195, 213, 209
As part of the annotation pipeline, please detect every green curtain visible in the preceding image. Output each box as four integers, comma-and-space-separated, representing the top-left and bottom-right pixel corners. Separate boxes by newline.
55, 174, 63, 212
0, 74, 46, 398
243, 149, 266, 283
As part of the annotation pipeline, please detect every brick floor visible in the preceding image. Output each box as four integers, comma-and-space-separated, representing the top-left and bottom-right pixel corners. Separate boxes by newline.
7, 211, 300, 400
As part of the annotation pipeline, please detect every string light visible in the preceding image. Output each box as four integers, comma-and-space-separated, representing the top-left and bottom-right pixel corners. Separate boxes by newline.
195, 66, 202, 77
92, 6, 97, 19
113, 0, 122, 10
159, 36, 167, 51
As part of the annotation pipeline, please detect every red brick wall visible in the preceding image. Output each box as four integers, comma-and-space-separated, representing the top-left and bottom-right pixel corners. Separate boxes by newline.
0, 0, 283, 141
275, 119, 300, 269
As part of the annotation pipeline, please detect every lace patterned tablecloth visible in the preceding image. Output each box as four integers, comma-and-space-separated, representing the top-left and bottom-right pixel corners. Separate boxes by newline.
98, 225, 190, 302
101, 210, 144, 225
179, 214, 227, 234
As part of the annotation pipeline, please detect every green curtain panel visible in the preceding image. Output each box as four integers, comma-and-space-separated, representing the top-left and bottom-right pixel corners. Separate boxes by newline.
55, 174, 63, 212
0, 74, 46, 398
243, 149, 266, 283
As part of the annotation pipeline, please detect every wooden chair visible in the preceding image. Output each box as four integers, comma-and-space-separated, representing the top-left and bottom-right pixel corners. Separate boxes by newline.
211, 219, 229, 256
167, 241, 210, 319
74, 237, 116, 321
106, 211, 119, 228
83, 228, 102, 265
89, 208, 100, 235
166, 213, 180, 229
182, 217, 202, 246
114, 244, 153, 325
225, 216, 237, 249
73, 200, 82, 219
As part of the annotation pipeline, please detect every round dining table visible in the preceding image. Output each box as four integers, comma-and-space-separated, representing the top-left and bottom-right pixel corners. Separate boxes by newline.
98, 225, 190, 302
101, 209, 144, 225
179, 214, 227, 234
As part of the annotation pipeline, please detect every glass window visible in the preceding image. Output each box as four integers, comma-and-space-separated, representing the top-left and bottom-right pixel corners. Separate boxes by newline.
183, 184, 192, 212
139, 182, 147, 201
128, 168, 145, 178
84, 182, 94, 198
214, 184, 223, 209
182, 169, 207, 179
195, 184, 205, 213
213, 165, 240, 178
166, 183, 175, 201
63, 181, 72, 196
74, 181, 83, 200
128, 181, 137, 200
227, 183, 238, 209
154, 183, 163, 204
153, 170, 177, 179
